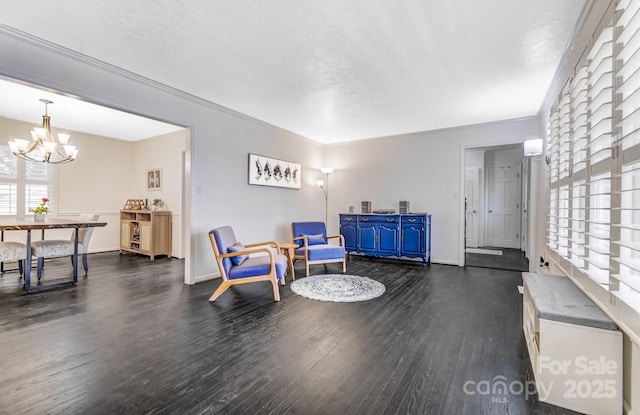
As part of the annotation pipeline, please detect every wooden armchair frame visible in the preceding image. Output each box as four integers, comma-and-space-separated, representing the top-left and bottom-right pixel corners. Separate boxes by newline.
292, 232, 346, 277
209, 231, 284, 302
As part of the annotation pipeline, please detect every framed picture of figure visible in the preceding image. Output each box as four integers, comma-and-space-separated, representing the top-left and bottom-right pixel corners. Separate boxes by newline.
147, 168, 162, 190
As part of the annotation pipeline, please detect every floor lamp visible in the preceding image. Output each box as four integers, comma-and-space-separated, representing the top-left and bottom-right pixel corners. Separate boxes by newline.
317, 167, 334, 225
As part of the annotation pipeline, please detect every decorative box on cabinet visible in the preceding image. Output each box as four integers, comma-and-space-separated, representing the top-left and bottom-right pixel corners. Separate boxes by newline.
339, 213, 431, 264
120, 210, 172, 260
522, 273, 622, 415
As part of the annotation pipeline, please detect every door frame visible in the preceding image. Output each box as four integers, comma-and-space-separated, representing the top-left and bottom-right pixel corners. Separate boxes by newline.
459, 142, 527, 266
465, 166, 481, 248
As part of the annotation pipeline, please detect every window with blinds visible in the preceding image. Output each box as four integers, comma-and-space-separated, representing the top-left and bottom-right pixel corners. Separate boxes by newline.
585, 26, 613, 288
546, 0, 640, 316
547, 106, 561, 253
0, 145, 53, 216
611, 0, 640, 312
570, 180, 587, 269
570, 66, 589, 270
586, 172, 611, 286
0, 145, 18, 215
572, 66, 590, 175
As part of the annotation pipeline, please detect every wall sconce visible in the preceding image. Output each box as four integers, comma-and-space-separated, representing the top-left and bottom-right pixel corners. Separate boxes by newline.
524, 139, 543, 156
523, 138, 549, 165
317, 168, 334, 225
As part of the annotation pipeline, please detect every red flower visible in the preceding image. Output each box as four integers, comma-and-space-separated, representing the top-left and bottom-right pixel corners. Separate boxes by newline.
42, 197, 49, 203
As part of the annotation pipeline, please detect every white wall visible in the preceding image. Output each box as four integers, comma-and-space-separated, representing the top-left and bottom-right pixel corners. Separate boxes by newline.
324, 117, 541, 265
133, 129, 187, 258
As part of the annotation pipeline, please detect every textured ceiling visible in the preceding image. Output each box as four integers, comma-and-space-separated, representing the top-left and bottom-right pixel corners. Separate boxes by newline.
0, 0, 586, 144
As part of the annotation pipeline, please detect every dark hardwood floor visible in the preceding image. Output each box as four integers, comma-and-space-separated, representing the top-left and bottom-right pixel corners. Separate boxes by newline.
465, 247, 530, 272
0, 252, 580, 414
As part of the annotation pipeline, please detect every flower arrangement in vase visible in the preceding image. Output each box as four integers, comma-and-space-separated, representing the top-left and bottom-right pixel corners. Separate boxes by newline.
30, 197, 49, 221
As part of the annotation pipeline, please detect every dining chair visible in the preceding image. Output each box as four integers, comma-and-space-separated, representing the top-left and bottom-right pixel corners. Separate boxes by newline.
0, 240, 27, 275
31, 214, 99, 280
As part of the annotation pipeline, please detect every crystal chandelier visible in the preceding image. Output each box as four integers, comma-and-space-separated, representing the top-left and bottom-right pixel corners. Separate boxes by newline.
8, 99, 78, 164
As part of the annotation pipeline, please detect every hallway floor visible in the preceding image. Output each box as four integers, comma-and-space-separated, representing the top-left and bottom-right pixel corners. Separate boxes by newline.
465, 247, 529, 272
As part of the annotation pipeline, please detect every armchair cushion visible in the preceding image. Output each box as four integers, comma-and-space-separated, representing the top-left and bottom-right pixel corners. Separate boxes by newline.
292, 222, 327, 246
304, 233, 327, 246
227, 242, 248, 265
227, 254, 288, 280
296, 244, 345, 261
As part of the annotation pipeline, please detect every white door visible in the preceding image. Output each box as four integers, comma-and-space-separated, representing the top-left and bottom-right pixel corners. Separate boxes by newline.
465, 168, 479, 248
486, 165, 521, 248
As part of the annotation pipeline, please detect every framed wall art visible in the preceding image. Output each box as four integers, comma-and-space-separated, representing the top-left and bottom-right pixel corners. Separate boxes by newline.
147, 168, 162, 190
248, 153, 301, 189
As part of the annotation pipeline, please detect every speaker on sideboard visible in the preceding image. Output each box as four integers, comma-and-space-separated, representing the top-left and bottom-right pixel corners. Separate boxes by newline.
362, 201, 372, 214
399, 201, 410, 214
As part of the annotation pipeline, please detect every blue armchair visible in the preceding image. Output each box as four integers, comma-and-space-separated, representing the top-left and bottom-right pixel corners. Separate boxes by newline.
209, 226, 288, 302
291, 221, 346, 277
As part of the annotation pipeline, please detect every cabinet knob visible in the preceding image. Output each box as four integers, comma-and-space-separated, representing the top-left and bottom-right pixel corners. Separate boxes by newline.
362, 218, 369, 222
387, 218, 394, 222
409, 219, 416, 222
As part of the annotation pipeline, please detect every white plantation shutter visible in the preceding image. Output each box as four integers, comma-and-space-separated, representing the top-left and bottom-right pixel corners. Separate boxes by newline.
545, 0, 640, 335
570, 66, 589, 269
586, 172, 611, 286
0, 146, 18, 215
0, 145, 54, 216
24, 157, 52, 215
557, 185, 570, 257
611, 0, 640, 311
547, 106, 560, 251
570, 180, 587, 269
583, 25, 613, 287
572, 66, 590, 174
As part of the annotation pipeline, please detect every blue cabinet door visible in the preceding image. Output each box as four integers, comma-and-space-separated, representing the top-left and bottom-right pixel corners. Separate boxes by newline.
379, 223, 400, 254
341, 222, 357, 251
401, 224, 423, 256
358, 222, 377, 254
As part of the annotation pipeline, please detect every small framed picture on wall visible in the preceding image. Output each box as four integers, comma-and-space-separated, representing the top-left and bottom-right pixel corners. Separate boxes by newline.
147, 168, 162, 190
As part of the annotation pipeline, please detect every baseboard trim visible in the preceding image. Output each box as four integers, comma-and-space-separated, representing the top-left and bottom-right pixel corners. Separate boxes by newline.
195, 272, 220, 284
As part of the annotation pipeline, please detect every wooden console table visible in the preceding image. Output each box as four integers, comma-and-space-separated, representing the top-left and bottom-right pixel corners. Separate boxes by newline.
120, 210, 172, 260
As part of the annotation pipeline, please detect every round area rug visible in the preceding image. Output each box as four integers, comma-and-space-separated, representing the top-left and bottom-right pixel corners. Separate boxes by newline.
290, 274, 385, 302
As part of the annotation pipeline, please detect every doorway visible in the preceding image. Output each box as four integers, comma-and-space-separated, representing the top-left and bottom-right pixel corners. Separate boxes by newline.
0, 77, 191, 282
486, 165, 521, 248
463, 144, 529, 271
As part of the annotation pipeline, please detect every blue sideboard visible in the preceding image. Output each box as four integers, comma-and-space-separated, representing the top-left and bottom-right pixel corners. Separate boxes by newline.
339, 213, 431, 265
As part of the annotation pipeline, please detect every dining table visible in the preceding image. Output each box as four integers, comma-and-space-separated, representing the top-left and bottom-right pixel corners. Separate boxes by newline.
0, 217, 107, 292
